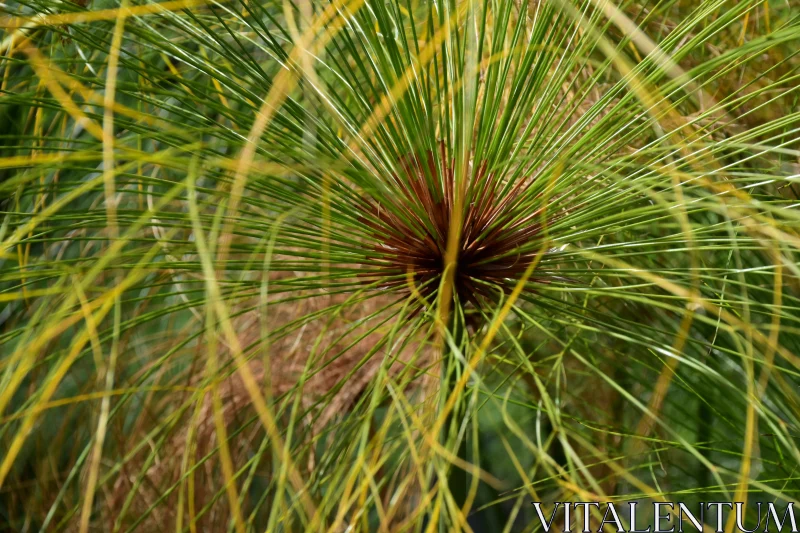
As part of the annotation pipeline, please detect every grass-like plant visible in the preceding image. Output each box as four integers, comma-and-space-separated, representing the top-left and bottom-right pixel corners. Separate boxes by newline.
1, 0, 799, 530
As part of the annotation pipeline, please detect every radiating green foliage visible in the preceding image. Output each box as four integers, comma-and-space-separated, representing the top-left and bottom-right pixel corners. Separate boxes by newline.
1, 0, 799, 530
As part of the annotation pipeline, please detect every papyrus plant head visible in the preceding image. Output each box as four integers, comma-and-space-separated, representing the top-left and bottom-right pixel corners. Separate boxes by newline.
0, 0, 799, 529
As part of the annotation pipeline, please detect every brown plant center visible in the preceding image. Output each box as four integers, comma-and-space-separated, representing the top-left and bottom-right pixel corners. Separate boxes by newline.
359, 145, 548, 308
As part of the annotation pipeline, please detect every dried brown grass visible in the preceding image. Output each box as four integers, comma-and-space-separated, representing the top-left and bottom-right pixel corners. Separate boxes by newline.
106, 272, 435, 531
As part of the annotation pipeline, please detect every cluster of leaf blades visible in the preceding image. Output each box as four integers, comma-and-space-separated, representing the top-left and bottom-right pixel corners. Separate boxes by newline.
1, 0, 799, 530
